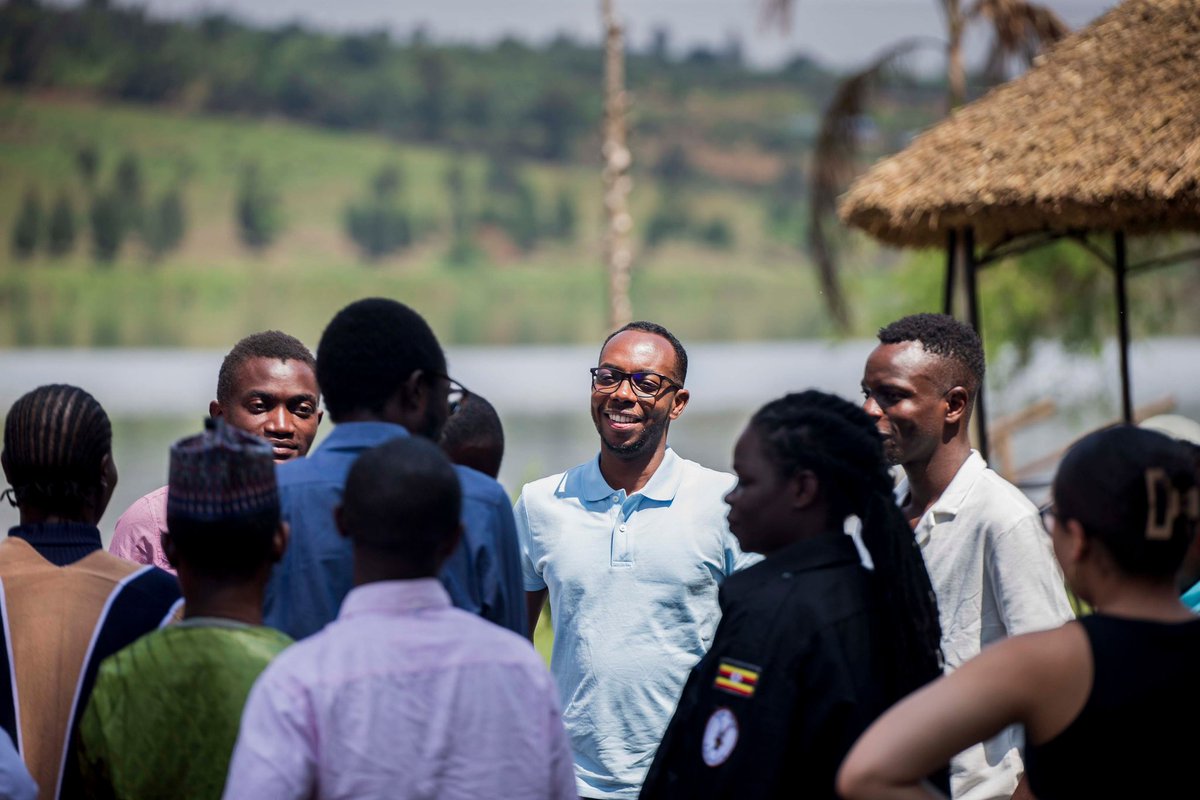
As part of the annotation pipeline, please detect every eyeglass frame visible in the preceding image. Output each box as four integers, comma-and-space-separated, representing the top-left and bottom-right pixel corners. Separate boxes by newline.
1038, 502, 1057, 533
430, 372, 470, 415
589, 366, 681, 399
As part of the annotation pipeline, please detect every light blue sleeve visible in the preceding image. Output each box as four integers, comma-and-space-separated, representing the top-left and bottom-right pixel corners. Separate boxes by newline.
513, 492, 547, 592
0, 729, 37, 800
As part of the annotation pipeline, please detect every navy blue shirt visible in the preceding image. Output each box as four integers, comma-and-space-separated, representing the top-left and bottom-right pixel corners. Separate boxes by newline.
263, 422, 526, 639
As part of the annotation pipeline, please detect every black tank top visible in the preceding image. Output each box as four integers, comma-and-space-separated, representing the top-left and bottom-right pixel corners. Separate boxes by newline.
1024, 613, 1200, 799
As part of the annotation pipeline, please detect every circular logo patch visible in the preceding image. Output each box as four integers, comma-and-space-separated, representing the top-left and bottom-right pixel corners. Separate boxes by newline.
701, 707, 739, 767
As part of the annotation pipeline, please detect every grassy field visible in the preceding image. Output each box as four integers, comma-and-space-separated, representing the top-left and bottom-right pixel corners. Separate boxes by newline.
0, 90, 923, 347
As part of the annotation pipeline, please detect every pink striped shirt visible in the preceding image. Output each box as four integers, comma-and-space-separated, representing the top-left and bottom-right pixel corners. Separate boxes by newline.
108, 486, 174, 574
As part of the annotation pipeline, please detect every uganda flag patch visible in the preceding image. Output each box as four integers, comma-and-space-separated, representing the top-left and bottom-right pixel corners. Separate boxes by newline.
713, 659, 760, 698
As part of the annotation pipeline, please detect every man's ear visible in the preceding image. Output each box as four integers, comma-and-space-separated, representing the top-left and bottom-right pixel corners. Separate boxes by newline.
789, 469, 819, 511
1065, 518, 1090, 565
944, 386, 971, 424
668, 387, 690, 421
209, 400, 223, 419
271, 520, 290, 562
161, 530, 179, 569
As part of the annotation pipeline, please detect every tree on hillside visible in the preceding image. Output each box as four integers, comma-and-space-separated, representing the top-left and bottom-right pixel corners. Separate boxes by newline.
76, 144, 100, 189
114, 152, 145, 234
527, 87, 581, 161
762, 0, 1068, 328
11, 188, 43, 260
235, 162, 282, 252
47, 192, 78, 258
443, 162, 475, 265
548, 188, 578, 242
414, 50, 450, 141
89, 190, 125, 263
344, 164, 413, 261
144, 187, 186, 261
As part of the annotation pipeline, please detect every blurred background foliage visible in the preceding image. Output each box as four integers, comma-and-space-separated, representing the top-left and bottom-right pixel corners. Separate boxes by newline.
1, 0, 1197, 352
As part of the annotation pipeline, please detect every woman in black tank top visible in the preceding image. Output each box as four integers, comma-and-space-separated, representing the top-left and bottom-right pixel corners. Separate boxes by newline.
837, 425, 1200, 800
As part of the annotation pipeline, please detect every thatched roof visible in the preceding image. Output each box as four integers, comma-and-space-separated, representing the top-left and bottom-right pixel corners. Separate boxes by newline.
839, 0, 1200, 249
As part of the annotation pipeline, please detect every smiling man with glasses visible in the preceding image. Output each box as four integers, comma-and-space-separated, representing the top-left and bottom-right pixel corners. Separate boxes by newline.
515, 321, 759, 800
262, 297, 525, 640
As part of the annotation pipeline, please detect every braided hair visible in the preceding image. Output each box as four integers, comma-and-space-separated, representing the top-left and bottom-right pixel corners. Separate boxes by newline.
749, 390, 943, 700
2, 384, 113, 514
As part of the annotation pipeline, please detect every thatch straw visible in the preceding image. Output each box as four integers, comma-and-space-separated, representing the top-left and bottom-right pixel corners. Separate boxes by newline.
839, 0, 1200, 249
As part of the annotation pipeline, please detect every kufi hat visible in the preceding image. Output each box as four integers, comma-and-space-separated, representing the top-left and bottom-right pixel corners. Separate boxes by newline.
167, 418, 278, 523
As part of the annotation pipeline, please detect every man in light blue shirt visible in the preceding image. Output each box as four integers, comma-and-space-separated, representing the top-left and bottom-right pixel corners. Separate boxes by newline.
516, 321, 757, 799
264, 298, 525, 639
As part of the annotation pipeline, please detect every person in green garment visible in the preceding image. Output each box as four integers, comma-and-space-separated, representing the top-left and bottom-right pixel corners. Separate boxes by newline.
77, 418, 292, 800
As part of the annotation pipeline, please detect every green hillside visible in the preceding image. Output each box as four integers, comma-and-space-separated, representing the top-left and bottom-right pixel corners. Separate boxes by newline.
0, 90, 922, 348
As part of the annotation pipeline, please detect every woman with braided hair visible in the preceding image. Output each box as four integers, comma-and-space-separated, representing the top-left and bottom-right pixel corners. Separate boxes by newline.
640, 390, 944, 799
839, 425, 1200, 800
1, 384, 181, 799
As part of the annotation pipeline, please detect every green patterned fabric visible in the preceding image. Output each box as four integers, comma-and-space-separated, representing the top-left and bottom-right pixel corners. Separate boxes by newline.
78, 622, 292, 800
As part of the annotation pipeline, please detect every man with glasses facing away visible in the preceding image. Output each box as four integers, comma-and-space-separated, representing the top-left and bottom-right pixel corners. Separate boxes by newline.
515, 321, 758, 800
263, 297, 525, 639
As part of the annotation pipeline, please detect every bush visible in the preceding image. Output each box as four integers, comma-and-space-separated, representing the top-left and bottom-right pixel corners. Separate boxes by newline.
144, 188, 186, 260
46, 192, 77, 257
11, 188, 43, 260
89, 190, 125, 262
235, 162, 282, 252
698, 217, 734, 249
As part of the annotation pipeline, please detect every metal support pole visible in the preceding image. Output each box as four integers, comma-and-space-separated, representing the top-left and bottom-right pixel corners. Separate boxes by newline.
963, 227, 989, 461
943, 229, 958, 315
1114, 231, 1133, 423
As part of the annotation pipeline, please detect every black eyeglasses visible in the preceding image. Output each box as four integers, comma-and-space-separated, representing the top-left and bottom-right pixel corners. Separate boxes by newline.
1038, 502, 1057, 533
590, 367, 679, 399
432, 373, 470, 414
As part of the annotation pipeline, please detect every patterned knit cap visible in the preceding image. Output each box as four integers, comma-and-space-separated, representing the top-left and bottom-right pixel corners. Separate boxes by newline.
167, 418, 278, 523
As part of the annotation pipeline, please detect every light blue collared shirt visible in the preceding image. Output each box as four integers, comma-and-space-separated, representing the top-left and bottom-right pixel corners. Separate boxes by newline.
515, 447, 759, 799
264, 422, 526, 640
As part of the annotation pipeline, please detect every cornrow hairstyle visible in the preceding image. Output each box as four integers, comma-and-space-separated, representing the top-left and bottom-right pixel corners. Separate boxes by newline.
1056, 425, 1200, 579
2, 384, 112, 514
316, 298, 446, 423
216, 330, 317, 407
601, 321, 689, 385
749, 390, 944, 702
878, 313, 985, 399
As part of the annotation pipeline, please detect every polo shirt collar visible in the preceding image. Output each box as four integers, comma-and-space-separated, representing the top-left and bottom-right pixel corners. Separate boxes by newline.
339, 578, 450, 620
579, 447, 684, 503
318, 421, 410, 453
901, 449, 986, 545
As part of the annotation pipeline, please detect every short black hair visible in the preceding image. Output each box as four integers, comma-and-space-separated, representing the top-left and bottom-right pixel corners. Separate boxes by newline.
216, 330, 316, 406
878, 313, 985, 398
439, 393, 505, 479
2, 384, 111, 514
601, 321, 688, 385
341, 436, 461, 575
316, 298, 446, 422
1056, 425, 1200, 579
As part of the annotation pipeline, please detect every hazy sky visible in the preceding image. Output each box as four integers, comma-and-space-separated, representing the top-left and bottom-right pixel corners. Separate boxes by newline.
122, 0, 1116, 70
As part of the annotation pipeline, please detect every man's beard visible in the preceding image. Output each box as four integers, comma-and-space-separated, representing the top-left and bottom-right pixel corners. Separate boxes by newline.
601, 414, 669, 460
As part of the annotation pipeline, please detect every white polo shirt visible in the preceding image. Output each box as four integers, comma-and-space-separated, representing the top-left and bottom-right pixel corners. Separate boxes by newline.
897, 450, 1074, 800
515, 447, 758, 799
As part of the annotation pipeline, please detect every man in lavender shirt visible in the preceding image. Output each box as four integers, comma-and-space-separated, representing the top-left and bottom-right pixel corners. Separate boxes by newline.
109, 331, 322, 572
223, 436, 576, 800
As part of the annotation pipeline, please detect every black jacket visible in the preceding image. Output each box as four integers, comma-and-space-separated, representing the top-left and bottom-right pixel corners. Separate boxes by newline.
640, 533, 896, 800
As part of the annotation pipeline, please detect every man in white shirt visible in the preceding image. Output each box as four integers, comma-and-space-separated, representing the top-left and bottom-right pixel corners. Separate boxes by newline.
861, 313, 1073, 800
224, 436, 575, 800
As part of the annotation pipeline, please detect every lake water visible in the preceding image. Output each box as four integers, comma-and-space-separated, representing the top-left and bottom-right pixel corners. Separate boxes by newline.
2, 338, 1198, 540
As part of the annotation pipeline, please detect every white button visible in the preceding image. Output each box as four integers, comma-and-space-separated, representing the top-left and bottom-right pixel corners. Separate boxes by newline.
619, 525, 627, 532
612, 495, 619, 502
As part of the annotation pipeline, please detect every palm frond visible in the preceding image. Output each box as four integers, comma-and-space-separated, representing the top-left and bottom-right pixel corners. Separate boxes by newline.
808, 38, 935, 329
972, 0, 1069, 82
